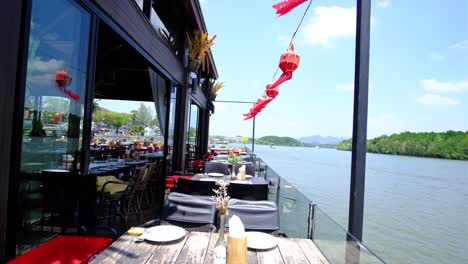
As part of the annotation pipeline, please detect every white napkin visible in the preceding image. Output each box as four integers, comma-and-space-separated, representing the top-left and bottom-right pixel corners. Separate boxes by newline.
228, 215, 246, 238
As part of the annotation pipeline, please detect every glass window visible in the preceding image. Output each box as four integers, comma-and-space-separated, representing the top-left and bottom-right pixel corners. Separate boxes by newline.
20, 0, 91, 173
167, 85, 177, 173
15, 0, 92, 257
186, 103, 200, 170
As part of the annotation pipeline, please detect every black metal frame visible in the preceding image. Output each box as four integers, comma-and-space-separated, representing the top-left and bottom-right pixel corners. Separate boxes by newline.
348, 0, 371, 242
2, 1, 32, 261
79, 0, 182, 86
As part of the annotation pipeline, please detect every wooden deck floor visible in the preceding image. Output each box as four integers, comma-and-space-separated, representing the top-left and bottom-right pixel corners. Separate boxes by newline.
91, 231, 329, 264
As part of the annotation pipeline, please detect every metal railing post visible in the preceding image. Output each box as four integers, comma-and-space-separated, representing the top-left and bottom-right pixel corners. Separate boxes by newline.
307, 202, 317, 240
275, 176, 281, 206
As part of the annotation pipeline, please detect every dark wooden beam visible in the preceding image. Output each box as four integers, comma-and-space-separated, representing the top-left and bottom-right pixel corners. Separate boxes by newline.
348, 0, 371, 242
0, 0, 31, 261
89, 0, 185, 85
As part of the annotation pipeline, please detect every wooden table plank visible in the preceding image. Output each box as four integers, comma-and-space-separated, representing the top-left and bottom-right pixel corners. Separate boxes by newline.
294, 239, 329, 264
175, 232, 213, 264
90, 235, 135, 264
257, 247, 284, 264
114, 235, 159, 264
147, 235, 189, 264
202, 232, 218, 264
247, 249, 260, 264
276, 237, 311, 264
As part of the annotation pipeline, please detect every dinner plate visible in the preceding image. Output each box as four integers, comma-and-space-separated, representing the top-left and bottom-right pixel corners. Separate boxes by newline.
247, 232, 277, 250
245, 174, 253, 179
230, 180, 250, 184
98, 168, 113, 171
208, 172, 224, 177
200, 178, 217, 182
141, 225, 186, 243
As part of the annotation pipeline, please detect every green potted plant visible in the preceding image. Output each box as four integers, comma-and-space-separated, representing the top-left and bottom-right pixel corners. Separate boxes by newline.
186, 30, 217, 72
208, 79, 224, 101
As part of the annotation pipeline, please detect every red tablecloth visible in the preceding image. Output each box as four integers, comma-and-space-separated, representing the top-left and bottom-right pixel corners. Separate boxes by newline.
9, 235, 112, 264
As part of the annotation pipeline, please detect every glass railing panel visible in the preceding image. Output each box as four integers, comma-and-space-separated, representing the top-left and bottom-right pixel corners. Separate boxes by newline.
259, 159, 386, 263
313, 207, 386, 263
260, 160, 312, 238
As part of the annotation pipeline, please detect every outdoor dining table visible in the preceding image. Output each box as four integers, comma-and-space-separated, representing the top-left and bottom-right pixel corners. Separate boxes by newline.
90, 231, 328, 264
191, 174, 267, 185
88, 160, 146, 176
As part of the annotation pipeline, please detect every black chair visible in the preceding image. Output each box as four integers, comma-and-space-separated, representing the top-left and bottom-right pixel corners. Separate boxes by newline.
204, 161, 229, 175
233, 164, 255, 175
228, 182, 268, 201
176, 178, 216, 196
225, 199, 280, 233
160, 192, 216, 232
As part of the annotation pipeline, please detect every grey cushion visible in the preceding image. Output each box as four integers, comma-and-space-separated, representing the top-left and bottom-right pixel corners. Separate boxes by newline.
162, 192, 216, 224
205, 162, 229, 175
226, 199, 280, 231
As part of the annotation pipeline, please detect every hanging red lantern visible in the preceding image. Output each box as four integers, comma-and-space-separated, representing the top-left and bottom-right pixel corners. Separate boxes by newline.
55, 69, 80, 101
265, 81, 280, 98
53, 112, 60, 124
56, 69, 72, 88
61, 112, 66, 121
267, 44, 300, 90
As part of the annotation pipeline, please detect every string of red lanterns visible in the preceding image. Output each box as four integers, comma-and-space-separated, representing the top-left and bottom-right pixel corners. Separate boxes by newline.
242, 0, 312, 121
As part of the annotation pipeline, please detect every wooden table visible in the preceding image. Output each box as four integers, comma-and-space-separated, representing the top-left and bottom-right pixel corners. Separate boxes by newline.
90, 231, 329, 264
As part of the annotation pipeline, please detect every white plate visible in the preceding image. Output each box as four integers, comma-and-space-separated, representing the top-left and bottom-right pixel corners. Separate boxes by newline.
245, 174, 253, 179
200, 178, 217, 182
208, 172, 224, 177
247, 232, 277, 250
230, 180, 250, 184
141, 225, 186, 243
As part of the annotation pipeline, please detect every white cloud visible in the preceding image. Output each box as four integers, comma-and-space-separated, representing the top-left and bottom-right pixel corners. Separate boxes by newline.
416, 94, 460, 105
336, 82, 354, 92
303, 6, 357, 47
303, 6, 375, 47
368, 113, 404, 138
430, 52, 445, 61
450, 39, 468, 49
28, 58, 64, 72
421, 79, 468, 93
377, 0, 391, 8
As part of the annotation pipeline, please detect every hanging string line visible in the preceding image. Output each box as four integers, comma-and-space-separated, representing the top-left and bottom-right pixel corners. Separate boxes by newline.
272, 0, 314, 80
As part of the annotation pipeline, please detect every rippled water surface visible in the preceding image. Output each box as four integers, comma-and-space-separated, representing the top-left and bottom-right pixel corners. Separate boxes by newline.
253, 145, 468, 264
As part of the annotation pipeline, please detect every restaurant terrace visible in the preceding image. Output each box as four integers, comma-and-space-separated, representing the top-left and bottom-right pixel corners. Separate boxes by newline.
0, 0, 382, 263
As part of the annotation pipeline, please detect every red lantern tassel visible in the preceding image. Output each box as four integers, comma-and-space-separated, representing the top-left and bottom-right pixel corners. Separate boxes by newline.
266, 72, 293, 90
64, 89, 81, 101
273, 0, 308, 16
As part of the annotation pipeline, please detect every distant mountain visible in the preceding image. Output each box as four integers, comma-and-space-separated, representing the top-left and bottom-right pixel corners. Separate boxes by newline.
257, 136, 303, 146
299, 135, 347, 145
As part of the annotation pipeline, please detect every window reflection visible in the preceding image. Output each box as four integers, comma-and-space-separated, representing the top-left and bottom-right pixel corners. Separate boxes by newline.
20, 0, 90, 173
186, 103, 199, 171
16, 0, 91, 257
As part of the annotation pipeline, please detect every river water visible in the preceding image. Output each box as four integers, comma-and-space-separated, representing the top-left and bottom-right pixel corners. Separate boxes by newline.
253, 144, 468, 264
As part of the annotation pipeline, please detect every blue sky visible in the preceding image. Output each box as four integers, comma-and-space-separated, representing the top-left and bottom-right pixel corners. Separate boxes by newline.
201, 0, 468, 138
101, 0, 468, 139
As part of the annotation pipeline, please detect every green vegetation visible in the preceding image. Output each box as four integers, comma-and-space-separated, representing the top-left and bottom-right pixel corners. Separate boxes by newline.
93, 110, 131, 132
336, 131, 468, 160
257, 136, 304, 146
